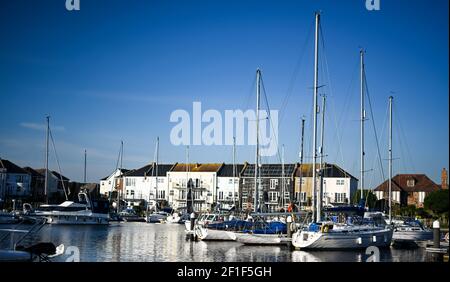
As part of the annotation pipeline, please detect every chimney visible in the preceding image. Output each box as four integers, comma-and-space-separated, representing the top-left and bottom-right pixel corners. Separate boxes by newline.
442, 168, 448, 189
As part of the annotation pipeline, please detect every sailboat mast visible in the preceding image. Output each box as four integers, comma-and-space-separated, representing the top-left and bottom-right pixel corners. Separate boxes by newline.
360, 49, 365, 201
155, 137, 159, 208
254, 69, 261, 212
44, 115, 50, 204
312, 12, 320, 222
233, 136, 237, 208
281, 144, 285, 210
186, 145, 189, 211
318, 94, 326, 218
388, 96, 393, 222
84, 149, 87, 183
299, 117, 305, 210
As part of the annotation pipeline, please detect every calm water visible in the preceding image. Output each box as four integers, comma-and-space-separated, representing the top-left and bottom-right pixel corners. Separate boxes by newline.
1, 222, 427, 262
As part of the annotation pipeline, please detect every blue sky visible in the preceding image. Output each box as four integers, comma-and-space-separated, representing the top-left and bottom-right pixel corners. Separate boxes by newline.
0, 0, 448, 187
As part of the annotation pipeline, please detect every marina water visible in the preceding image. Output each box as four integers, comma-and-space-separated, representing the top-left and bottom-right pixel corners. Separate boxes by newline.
1, 223, 427, 262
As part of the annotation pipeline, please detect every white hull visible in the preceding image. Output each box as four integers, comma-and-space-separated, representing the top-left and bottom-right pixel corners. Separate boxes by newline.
234, 233, 289, 245
195, 226, 236, 241
392, 230, 433, 242
292, 227, 393, 250
35, 211, 109, 225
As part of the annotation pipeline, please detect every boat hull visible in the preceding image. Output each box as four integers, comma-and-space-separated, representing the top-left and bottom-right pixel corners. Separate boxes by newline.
195, 226, 236, 241
392, 230, 433, 242
234, 233, 289, 245
292, 228, 393, 250
34, 212, 109, 225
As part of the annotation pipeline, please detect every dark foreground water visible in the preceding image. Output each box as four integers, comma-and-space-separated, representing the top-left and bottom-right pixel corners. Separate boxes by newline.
1, 222, 427, 262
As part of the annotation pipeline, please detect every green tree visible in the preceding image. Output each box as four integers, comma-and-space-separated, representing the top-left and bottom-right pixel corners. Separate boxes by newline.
352, 190, 378, 209
424, 189, 449, 215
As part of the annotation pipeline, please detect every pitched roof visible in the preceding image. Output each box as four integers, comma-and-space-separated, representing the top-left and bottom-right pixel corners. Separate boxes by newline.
35, 169, 69, 181
125, 163, 174, 177
374, 174, 440, 193
217, 164, 245, 177
100, 168, 130, 180
170, 163, 223, 173
294, 163, 357, 180
241, 164, 297, 177
0, 159, 29, 174
23, 167, 44, 178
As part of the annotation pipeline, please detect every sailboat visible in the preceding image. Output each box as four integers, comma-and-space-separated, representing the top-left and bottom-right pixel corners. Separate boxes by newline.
291, 12, 392, 250
33, 116, 109, 225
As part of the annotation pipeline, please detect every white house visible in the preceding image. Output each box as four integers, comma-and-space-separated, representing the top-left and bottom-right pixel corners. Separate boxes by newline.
216, 164, 244, 210
99, 168, 130, 198
122, 163, 174, 209
167, 163, 223, 212
294, 163, 358, 208
0, 159, 32, 205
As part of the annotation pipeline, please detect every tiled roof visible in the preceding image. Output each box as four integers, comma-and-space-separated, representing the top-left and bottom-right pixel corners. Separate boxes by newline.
217, 164, 245, 177
0, 159, 29, 174
125, 163, 174, 177
23, 167, 44, 178
294, 163, 357, 180
170, 163, 223, 173
241, 164, 297, 177
374, 174, 440, 193
35, 169, 69, 181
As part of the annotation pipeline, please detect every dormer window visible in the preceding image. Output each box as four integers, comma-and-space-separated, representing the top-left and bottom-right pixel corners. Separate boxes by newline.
407, 179, 415, 187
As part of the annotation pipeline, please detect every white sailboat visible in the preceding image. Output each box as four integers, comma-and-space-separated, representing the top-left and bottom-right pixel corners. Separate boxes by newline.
292, 13, 392, 250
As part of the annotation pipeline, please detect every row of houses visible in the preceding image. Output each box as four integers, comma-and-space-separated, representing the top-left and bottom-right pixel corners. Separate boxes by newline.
100, 162, 359, 212
101, 163, 448, 213
0, 158, 98, 209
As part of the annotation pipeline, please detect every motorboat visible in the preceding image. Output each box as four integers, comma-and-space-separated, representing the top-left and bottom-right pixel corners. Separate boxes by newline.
147, 211, 169, 223
118, 209, 146, 222
392, 219, 433, 243
33, 190, 110, 225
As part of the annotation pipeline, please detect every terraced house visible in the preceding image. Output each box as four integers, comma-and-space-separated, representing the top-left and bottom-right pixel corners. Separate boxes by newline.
239, 163, 298, 212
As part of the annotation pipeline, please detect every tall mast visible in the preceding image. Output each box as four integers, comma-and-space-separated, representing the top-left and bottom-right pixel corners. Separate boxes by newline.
233, 136, 237, 208
388, 96, 393, 222
254, 68, 261, 212
318, 94, 326, 219
360, 49, 365, 201
299, 117, 305, 210
186, 145, 189, 211
44, 115, 50, 204
118, 140, 123, 213
155, 137, 159, 209
312, 12, 320, 222
84, 149, 87, 183
281, 144, 285, 210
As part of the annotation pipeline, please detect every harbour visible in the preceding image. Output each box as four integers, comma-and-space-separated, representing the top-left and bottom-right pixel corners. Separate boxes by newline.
0, 222, 431, 262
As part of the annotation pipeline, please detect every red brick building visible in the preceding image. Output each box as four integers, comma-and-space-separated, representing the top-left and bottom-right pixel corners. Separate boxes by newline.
374, 174, 441, 208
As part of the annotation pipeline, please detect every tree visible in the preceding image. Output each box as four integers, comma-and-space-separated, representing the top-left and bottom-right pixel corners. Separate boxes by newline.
352, 190, 378, 209
424, 189, 449, 215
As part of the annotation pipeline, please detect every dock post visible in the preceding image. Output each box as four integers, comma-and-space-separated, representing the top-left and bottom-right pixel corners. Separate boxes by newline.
433, 220, 440, 249
286, 215, 293, 249
426, 220, 444, 262
190, 212, 196, 241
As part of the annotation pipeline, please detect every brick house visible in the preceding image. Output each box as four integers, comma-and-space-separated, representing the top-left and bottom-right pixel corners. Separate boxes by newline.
374, 174, 441, 208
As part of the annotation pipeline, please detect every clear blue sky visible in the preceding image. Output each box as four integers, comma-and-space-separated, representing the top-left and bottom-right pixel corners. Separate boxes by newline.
0, 0, 448, 188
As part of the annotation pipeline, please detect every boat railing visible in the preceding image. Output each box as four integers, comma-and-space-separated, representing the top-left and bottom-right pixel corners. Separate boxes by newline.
0, 217, 47, 250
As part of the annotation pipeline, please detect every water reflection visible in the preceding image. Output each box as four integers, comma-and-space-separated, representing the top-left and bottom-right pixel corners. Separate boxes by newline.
0, 223, 427, 262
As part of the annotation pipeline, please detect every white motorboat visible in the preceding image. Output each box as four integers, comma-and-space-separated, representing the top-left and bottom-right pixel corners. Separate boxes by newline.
392, 219, 433, 243
34, 190, 109, 225
292, 221, 393, 250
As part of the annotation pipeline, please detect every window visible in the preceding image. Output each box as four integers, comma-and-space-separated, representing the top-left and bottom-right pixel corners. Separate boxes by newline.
407, 179, 415, 187
157, 178, 164, 183
158, 190, 165, 199
418, 192, 426, 203
228, 179, 233, 184
219, 191, 224, 200
336, 179, 345, 186
270, 179, 278, 189
195, 179, 200, 188
125, 178, 136, 187
169, 190, 174, 196
286, 179, 290, 185
269, 192, 278, 202
335, 193, 346, 203
228, 192, 233, 198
